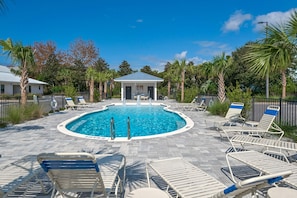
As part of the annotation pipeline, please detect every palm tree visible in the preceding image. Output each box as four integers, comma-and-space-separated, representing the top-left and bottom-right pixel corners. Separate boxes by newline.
108, 69, 118, 97
163, 62, 176, 98
86, 67, 96, 102
212, 52, 232, 103
172, 59, 187, 102
244, 12, 297, 98
198, 62, 215, 94
103, 70, 113, 99
95, 72, 107, 101
0, 38, 35, 105
286, 10, 297, 39
185, 61, 196, 87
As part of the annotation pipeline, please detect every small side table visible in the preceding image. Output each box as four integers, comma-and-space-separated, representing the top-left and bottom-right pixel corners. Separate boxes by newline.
267, 187, 297, 198
126, 187, 170, 198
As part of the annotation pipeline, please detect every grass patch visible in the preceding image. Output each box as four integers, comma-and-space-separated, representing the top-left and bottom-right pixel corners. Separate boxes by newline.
5, 104, 45, 125
6, 105, 23, 124
279, 125, 297, 142
207, 101, 230, 117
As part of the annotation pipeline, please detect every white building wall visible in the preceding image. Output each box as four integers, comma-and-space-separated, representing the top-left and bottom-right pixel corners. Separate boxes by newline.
121, 82, 156, 100
0, 82, 14, 95
0, 82, 45, 95
28, 84, 44, 95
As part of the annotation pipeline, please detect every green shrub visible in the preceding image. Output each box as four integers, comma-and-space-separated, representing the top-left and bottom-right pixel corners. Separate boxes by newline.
279, 124, 297, 142
226, 82, 252, 119
112, 94, 121, 98
93, 89, 101, 102
207, 101, 230, 117
23, 104, 45, 120
157, 86, 168, 97
174, 88, 198, 103
207, 82, 252, 118
51, 85, 64, 94
175, 90, 181, 102
183, 88, 199, 103
5, 105, 23, 124
5, 103, 45, 124
64, 85, 77, 100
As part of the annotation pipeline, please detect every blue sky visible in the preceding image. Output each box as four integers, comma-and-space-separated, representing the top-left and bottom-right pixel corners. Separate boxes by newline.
0, 0, 296, 71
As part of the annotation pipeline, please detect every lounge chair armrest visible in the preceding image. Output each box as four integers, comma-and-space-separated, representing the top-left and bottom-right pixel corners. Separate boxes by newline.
229, 115, 245, 122
246, 130, 284, 140
265, 130, 284, 140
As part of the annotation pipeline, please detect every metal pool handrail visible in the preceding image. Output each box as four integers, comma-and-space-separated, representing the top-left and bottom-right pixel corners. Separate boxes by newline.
127, 117, 131, 140
110, 117, 115, 140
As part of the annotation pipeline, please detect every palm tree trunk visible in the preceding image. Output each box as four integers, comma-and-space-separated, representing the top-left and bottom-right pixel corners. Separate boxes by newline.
89, 78, 94, 102
181, 69, 185, 102
167, 80, 171, 98
20, 63, 28, 105
109, 79, 114, 97
217, 72, 226, 103
281, 70, 286, 99
104, 81, 107, 99
99, 82, 103, 101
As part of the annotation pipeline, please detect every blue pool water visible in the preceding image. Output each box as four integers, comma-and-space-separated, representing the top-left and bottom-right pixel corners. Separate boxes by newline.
66, 105, 187, 138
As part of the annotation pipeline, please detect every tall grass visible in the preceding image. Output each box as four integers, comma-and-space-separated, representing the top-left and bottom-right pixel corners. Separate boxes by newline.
279, 124, 297, 142
5, 105, 23, 124
207, 101, 230, 117
5, 104, 45, 124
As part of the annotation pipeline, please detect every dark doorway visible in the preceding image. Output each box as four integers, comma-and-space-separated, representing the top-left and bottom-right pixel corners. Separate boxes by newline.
126, 86, 132, 99
148, 86, 154, 99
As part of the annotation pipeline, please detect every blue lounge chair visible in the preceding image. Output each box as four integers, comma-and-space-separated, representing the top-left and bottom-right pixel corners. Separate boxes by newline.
37, 152, 126, 198
146, 157, 292, 198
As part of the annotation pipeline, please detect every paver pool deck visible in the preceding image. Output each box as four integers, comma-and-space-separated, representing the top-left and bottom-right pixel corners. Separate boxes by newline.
0, 99, 241, 196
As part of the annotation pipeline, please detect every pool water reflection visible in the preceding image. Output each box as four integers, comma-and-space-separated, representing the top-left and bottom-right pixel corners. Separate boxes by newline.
66, 104, 187, 138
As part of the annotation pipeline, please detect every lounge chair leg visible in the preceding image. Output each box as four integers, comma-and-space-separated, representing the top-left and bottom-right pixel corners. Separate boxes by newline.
50, 186, 56, 198
225, 153, 237, 183
146, 164, 151, 187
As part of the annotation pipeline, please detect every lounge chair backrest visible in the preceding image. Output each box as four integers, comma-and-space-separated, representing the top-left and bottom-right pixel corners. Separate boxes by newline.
198, 99, 205, 107
79, 98, 87, 104
257, 105, 280, 130
225, 102, 244, 119
65, 97, 76, 106
37, 152, 106, 195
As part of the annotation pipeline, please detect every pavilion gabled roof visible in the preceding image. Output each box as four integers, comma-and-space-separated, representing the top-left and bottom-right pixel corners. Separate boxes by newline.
114, 71, 163, 82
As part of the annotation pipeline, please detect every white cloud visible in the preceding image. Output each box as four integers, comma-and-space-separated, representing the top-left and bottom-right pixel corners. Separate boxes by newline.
194, 40, 232, 59
222, 10, 252, 33
194, 41, 218, 47
136, 19, 143, 23
254, 8, 297, 31
188, 56, 206, 65
175, 51, 187, 59
152, 61, 169, 72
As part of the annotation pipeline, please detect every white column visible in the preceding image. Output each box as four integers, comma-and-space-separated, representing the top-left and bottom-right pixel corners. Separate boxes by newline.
121, 82, 124, 101
154, 82, 157, 101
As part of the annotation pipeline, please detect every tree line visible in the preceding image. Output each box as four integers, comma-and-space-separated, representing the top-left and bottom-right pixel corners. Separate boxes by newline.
1, 11, 297, 105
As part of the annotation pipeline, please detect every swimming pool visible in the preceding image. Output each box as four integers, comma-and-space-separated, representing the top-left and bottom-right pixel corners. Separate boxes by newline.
58, 103, 194, 140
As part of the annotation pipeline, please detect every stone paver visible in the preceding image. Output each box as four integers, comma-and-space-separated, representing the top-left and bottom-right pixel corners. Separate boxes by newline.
0, 99, 237, 196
